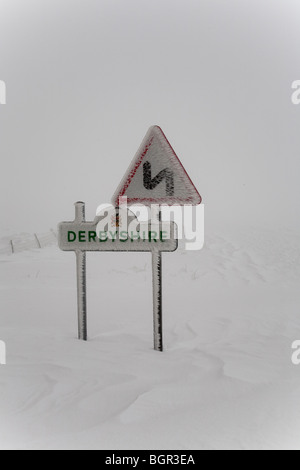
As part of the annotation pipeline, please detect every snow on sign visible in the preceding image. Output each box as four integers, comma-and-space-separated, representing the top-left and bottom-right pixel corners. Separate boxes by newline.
112, 125, 202, 206
59, 126, 201, 353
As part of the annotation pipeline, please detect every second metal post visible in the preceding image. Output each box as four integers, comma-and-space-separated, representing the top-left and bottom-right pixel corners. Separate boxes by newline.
152, 250, 163, 352
75, 202, 87, 341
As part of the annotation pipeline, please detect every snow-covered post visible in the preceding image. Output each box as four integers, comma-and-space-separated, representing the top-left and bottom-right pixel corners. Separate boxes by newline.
75, 202, 87, 341
152, 250, 163, 352
152, 205, 163, 352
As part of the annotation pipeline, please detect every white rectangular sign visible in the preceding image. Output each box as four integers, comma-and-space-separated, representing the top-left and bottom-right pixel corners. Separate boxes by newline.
58, 222, 178, 253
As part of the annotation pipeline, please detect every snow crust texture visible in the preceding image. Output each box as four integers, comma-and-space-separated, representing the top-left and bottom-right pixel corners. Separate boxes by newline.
0, 227, 299, 450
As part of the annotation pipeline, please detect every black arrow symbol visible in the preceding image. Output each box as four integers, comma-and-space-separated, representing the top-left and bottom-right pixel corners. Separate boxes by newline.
143, 162, 174, 196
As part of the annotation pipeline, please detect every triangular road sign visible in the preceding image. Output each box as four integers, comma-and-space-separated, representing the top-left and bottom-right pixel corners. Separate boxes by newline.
112, 126, 202, 206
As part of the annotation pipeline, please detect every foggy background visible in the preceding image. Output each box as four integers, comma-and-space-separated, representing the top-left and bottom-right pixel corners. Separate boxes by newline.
0, 0, 299, 233
1, 1, 300, 450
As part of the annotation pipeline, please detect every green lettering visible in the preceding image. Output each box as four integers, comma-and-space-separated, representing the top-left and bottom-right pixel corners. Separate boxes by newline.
149, 231, 158, 242
88, 231, 97, 242
160, 231, 168, 242
130, 231, 140, 241
68, 231, 76, 242
120, 231, 128, 242
109, 231, 118, 241
98, 231, 108, 242
79, 231, 86, 242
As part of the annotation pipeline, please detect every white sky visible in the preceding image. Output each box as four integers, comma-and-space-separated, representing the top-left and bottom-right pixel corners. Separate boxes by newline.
0, 0, 300, 232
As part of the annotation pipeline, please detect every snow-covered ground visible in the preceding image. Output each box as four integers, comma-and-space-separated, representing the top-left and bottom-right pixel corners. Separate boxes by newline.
0, 226, 300, 450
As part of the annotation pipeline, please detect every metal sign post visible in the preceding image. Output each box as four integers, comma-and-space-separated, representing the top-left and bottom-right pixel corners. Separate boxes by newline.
152, 249, 163, 351
152, 205, 163, 351
75, 202, 87, 341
